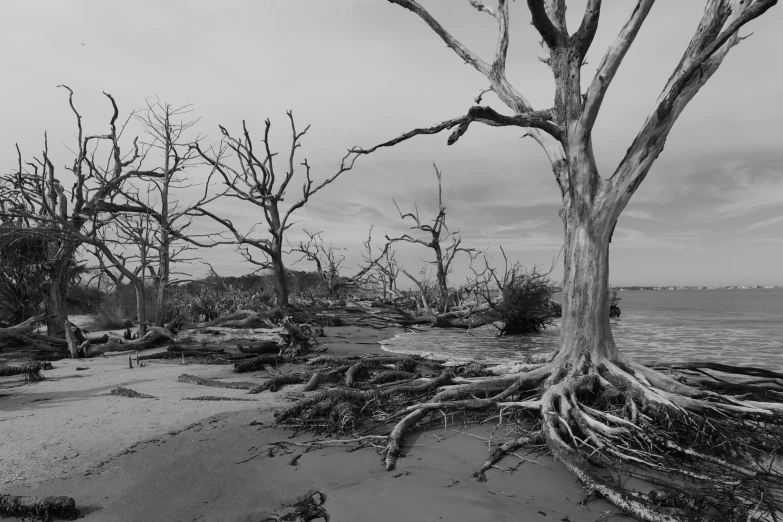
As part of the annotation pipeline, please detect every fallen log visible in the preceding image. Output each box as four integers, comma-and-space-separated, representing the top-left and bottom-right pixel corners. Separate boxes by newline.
110, 387, 155, 399
182, 309, 278, 330
181, 396, 257, 401
174, 327, 284, 345
0, 362, 48, 381
0, 315, 62, 352
250, 374, 305, 393
234, 355, 283, 373
238, 341, 280, 355
0, 494, 79, 521
178, 374, 257, 390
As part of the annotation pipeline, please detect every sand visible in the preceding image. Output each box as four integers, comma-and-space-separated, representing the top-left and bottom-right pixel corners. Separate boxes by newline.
1, 325, 619, 521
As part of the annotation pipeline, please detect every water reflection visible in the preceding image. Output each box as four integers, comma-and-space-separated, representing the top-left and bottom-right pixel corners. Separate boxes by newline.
382, 293, 783, 370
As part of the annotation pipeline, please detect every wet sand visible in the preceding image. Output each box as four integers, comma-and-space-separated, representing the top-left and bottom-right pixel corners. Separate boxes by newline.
1, 326, 619, 521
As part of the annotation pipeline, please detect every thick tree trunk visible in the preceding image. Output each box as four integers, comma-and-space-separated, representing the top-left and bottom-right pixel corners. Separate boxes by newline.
45, 259, 69, 338
271, 250, 289, 307
556, 211, 619, 363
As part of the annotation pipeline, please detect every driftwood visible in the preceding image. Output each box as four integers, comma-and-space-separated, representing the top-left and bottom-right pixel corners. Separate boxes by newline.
0, 494, 79, 521
181, 396, 257, 401
234, 355, 283, 373
182, 309, 278, 330
0, 362, 49, 381
0, 315, 62, 352
110, 387, 156, 399
178, 374, 257, 390
174, 327, 284, 345
250, 374, 305, 393
238, 341, 280, 355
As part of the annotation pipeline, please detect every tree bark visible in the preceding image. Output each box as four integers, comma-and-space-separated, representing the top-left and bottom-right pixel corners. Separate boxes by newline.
45, 258, 70, 338
434, 243, 449, 314
271, 247, 289, 307
133, 282, 147, 337
556, 210, 619, 364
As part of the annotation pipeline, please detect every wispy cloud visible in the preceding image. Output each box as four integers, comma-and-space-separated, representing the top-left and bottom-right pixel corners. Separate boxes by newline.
747, 214, 783, 230
623, 209, 663, 221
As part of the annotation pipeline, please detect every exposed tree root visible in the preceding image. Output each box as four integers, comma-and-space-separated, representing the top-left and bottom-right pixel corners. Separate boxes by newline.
0, 362, 48, 381
234, 355, 283, 373
177, 374, 257, 390
181, 396, 257, 402
274, 354, 783, 521
250, 374, 305, 393
110, 387, 156, 399
472, 432, 545, 482
0, 494, 79, 521
238, 342, 281, 355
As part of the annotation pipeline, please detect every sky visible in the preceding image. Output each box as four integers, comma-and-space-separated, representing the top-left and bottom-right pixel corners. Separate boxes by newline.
1, 0, 782, 287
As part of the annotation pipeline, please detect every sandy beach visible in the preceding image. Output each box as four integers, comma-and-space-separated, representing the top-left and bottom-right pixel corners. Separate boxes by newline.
1, 326, 618, 521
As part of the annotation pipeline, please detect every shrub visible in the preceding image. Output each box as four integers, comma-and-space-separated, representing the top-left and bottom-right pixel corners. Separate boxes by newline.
491, 265, 560, 336
0, 226, 48, 326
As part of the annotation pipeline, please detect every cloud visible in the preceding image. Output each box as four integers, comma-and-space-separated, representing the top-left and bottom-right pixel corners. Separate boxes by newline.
623, 209, 663, 221
747, 214, 783, 230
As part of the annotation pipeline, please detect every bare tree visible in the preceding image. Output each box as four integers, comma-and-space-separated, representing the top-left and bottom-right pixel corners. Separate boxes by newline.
0, 87, 156, 337
388, 164, 478, 313
191, 112, 363, 306
132, 99, 201, 317
279, 2, 783, 519
289, 230, 347, 297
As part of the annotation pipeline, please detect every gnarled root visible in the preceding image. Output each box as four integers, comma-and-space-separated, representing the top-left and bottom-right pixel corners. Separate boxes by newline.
0, 362, 47, 381
273, 348, 783, 521
0, 494, 79, 521
472, 432, 544, 482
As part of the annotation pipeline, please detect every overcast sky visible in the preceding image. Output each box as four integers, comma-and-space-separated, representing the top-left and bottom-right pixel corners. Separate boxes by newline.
2, 1, 781, 287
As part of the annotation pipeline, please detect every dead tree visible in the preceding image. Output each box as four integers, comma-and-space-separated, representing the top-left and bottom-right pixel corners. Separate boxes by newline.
0, 87, 157, 337
279, 2, 783, 520
290, 228, 393, 298
290, 230, 347, 297
387, 164, 478, 313
191, 112, 363, 306
131, 99, 202, 319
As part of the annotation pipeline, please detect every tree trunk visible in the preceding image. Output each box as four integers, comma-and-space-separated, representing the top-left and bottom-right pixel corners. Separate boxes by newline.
44, 259, 69, 338
434, 245, 449, 314
134, 282, 147, 337
271, 250, 289, 307
556, 210, 619, 364
156, 229, 170, 325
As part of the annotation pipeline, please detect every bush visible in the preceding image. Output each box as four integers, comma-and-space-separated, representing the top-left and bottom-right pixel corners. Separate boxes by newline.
493, 266, 560, 336
0, 226, 48, 327
162, 283, 274, 323
66, 284, 103, 315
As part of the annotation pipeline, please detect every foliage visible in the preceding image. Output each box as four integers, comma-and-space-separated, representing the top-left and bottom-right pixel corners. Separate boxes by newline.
162, 282, 274, 323
494, 266, 560, 335
0, 226, 48, 326
66, 284, 103, 315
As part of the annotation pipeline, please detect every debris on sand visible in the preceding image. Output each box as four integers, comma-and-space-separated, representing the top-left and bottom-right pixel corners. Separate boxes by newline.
109, 387, 156, 399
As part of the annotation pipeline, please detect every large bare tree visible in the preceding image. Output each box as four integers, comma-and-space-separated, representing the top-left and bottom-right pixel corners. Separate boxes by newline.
279, 2, 783, 520
191, 112, 363, 306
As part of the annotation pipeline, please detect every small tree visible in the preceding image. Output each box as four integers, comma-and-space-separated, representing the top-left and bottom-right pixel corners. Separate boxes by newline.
388, 164, 478, 313
191, 112, 364, 306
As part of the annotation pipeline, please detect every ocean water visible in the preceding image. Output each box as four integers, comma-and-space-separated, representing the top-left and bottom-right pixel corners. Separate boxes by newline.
381, 289, 783, 370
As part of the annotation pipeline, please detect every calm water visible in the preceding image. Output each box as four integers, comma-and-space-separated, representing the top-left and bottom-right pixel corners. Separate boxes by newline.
381, 289, 783, 370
